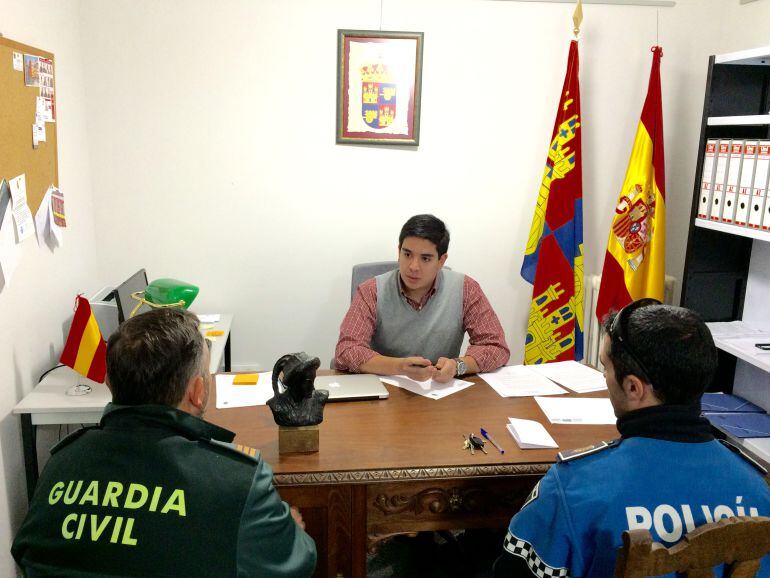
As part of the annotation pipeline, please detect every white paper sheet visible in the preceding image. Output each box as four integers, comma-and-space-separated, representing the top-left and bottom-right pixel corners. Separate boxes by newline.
34, 189, 51, 247
706, 321, 767, 340
0, 180, 20, 289
9, 174, 34, 242
527, 360, 607, 393
479, 365, 567, 397
198, 314, 221, 323
215, 372, 273, 409
506, 418, 558, 449
13, 52, 23, 71
381, 375, 474, 400
535, 396, 616, 425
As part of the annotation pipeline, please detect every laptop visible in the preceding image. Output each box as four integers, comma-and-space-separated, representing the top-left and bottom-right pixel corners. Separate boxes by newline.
314, 374, 389, 402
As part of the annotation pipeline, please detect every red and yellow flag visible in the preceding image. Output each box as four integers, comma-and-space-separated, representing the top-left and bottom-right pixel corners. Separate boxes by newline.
60, 296, 107, 383
596, 47, 665, 321
520, 40, 583, 365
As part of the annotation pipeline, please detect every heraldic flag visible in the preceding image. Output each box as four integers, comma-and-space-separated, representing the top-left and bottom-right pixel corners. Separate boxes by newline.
60, 295, 107, 383
521, 40, 584, 365
596, 47, 665, 322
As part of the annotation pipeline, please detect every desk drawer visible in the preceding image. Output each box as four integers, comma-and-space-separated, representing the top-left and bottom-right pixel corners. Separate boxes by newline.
366, 475, 540, 543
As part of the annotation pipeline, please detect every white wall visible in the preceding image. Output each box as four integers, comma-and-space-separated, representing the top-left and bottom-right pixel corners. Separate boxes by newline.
80, 0, 722, 372
4, 0, 770, 574
0, 0, 100, 574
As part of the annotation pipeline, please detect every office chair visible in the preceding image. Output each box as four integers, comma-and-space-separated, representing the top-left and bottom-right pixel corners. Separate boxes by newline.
350, 261, 398, 302
350, 261, 452, 302
614, 516, 770, 577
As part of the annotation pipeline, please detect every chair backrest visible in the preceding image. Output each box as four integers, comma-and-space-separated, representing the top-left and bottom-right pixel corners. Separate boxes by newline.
349, 261, 452, 302
350, 261, 398, 302
614, 516, 770, 578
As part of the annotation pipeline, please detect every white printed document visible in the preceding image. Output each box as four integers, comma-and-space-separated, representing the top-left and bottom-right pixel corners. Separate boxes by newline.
381, 375, 474, 400
535, 396, 616, 425
215, 372, 273, 409
527, 360, 607, 393
506, 418, 558, 449
479, 365, 567, 397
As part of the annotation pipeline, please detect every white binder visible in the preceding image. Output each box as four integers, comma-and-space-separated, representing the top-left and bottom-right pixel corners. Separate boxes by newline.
735, 141, 758, 227
710, 141, 731, 221
751, 141, 770, 229
697, 139, 718, 219
721, 140, 744, 224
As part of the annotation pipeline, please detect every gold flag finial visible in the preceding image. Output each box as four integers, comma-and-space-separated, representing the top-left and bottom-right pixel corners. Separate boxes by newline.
573, 0, 583, 37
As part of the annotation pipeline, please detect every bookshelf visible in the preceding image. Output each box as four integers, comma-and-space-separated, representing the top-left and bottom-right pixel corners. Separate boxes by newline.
682, 45, 770, 465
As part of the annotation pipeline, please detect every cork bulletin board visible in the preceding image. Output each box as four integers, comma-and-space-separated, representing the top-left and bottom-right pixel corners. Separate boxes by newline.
0, 36, 58, 215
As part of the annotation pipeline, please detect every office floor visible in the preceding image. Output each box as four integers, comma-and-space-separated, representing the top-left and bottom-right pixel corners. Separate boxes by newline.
367, 530, 501, 578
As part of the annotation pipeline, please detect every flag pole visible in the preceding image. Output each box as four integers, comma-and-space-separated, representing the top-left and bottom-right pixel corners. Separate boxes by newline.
573, 0, 583, 37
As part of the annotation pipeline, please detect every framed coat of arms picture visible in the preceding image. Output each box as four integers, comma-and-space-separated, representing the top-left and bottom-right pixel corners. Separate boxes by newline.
336, 30, 424, 146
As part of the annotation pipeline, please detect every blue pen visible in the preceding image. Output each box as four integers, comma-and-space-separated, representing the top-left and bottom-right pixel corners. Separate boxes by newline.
480, 428, 505, 454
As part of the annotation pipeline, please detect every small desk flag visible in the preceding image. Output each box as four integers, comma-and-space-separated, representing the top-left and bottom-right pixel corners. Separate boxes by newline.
520, 40, 584, 365
60, 295, 107, 383
596, 47, 666, 322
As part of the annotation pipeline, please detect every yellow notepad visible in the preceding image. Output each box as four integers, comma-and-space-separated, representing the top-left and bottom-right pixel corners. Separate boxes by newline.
233, 373, 259, 386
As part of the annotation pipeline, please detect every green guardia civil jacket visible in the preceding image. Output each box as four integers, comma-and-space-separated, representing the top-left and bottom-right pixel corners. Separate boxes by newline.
12, 404, 317, 577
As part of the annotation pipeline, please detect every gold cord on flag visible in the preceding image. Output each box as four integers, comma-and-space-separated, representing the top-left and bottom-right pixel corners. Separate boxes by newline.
573, 0, 583, 37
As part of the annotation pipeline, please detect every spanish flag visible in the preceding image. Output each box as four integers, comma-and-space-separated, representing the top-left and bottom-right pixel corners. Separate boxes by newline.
520, 40, 584, 365
60, 296, 107, 383
596, 47, 665, 322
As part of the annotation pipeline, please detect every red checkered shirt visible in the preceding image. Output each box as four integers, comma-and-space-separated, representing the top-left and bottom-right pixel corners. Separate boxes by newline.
334, 274, 510, 373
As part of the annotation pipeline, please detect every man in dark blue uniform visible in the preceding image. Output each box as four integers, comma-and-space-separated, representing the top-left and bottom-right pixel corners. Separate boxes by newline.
493, 300, 770, 577
12, 308, 316, 577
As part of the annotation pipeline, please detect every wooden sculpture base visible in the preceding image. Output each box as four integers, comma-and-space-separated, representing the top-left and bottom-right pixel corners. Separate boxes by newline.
278, 425, 319, 454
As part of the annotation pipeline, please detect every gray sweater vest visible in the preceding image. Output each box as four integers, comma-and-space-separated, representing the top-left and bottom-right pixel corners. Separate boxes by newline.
371, 269, 464, 362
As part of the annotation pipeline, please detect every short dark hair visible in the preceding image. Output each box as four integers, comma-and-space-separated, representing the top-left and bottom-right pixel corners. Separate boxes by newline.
106, 308, 206, 407
398, 214, 450, 256
602, 303, 718, 405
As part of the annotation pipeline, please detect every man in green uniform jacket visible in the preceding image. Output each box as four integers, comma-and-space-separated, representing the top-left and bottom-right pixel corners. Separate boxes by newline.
12, 308, 316, 577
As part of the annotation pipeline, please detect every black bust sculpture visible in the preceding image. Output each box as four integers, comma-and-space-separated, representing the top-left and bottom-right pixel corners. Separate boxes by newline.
267, 352, 329, 427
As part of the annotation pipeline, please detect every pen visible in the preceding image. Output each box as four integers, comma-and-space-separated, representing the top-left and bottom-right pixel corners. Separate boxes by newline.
480, 427, 505, 454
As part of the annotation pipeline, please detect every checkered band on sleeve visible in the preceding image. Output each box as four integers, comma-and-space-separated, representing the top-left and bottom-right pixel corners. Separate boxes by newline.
503, 532, 570, 578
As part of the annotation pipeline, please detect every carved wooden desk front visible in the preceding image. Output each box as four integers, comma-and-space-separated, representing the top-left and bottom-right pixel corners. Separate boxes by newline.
206, 374, 617, 578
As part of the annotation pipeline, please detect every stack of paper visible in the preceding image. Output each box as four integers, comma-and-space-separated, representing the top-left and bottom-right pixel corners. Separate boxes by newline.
381, 375, 474, 400
215, 372, 273, 409
535, 396, 616, 425
506, 417, 558, 449
528, 361, 607, 393
479, 365, 567, 397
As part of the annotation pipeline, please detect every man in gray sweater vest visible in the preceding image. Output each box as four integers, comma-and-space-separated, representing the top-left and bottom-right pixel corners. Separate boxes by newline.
335, 214, 510, 382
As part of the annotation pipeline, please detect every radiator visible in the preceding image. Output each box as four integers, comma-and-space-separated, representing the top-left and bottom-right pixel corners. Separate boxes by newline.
583, 275, 677, 370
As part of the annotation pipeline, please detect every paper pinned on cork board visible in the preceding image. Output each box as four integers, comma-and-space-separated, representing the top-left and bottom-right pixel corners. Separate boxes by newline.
0, 180, 21, 289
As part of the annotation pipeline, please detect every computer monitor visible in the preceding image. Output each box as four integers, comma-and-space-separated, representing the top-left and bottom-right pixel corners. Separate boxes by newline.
114, 269, 150, 323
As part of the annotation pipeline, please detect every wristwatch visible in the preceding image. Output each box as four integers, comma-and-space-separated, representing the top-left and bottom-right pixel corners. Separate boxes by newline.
454, 357, 466, 377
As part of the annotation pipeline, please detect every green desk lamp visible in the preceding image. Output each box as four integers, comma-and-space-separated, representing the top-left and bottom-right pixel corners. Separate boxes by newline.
128, 278, 199, 318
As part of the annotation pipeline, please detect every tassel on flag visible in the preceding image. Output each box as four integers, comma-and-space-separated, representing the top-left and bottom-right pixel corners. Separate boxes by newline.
60, 295, 107, 383
596, 47, 666, 322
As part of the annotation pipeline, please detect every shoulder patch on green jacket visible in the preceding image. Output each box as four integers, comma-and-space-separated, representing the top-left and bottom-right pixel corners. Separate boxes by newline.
205, 439, 261, 463
557, 438, 621, 463
720, 439, 768, 475
51, 426, 98, 455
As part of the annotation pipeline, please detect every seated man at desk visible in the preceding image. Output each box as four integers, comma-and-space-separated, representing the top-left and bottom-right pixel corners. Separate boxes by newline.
493, 300, 770, 577
335, 213, 510, 381
12, 308, 316, 578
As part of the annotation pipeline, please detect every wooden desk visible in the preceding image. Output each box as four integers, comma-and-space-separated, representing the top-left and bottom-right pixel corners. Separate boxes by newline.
205, 375, 618, 578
